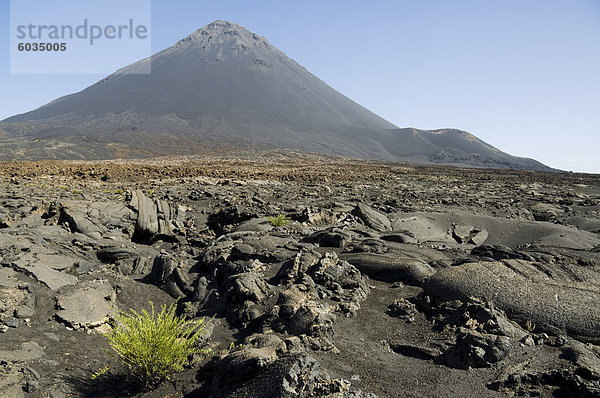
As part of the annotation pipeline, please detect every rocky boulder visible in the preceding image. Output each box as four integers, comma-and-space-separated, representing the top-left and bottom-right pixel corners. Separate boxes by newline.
352, 203, 391, 232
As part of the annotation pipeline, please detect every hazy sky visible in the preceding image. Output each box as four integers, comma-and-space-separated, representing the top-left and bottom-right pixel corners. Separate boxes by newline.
1, 0, 599, 172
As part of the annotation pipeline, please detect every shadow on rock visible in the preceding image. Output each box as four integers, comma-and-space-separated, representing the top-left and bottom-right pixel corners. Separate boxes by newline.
64, 370, 144, 398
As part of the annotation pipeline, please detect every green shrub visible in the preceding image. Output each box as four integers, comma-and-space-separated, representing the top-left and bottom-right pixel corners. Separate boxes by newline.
113, 188, 124, 194
525, 320, 536, 333
268, 214, 291, 227
106, 301, 210, 388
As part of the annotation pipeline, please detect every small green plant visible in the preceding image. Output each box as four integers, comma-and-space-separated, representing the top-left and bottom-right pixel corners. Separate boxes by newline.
220, 341, 243, 355
71, 189, 81, 194
106, 301, 210, 388
146, 188, 155, 196
525, 320, 536, 333
268, 214, 292, 227
58, 185, 69, 190
113, 188, 124, 194
90, 365, 110, 380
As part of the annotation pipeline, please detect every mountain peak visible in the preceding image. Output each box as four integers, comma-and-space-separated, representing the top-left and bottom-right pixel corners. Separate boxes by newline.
162, 20, 292, 71
206, 19, 244, 29
189, 20, 248, 38
175, 20, 265, 48
0, 21, 552, 171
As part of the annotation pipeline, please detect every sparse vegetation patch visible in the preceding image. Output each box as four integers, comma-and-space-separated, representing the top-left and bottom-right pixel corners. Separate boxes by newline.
268, 214, 291, 227
106, 301, 210, 388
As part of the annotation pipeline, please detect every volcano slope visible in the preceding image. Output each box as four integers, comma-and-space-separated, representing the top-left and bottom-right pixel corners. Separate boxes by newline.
0, 152, 599, 397
0, 20, 550, 171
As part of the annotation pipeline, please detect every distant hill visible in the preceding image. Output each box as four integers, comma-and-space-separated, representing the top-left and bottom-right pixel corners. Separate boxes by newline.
0, 20, 552, 170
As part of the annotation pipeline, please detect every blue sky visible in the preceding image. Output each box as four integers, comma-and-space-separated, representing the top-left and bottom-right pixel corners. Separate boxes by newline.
1, 0, 599, 172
